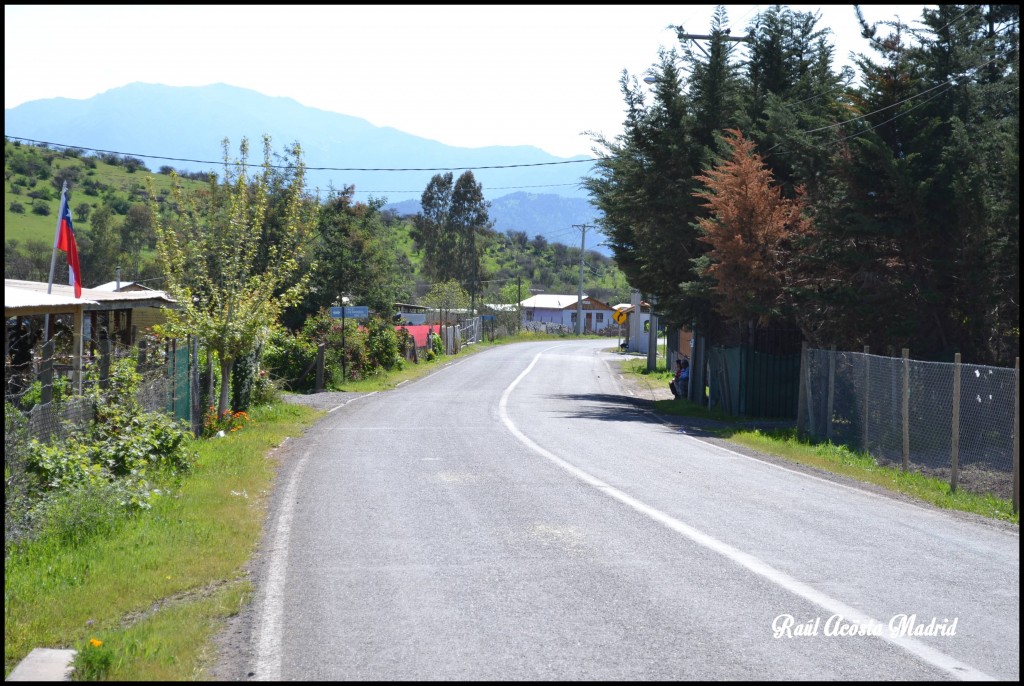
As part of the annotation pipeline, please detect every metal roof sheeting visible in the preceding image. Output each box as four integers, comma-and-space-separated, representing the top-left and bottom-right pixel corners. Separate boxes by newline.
5, 279, 176, 310
5, 284, 99, 310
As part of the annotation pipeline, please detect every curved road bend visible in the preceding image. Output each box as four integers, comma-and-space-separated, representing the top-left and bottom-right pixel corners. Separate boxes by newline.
248, 338, 1018, 681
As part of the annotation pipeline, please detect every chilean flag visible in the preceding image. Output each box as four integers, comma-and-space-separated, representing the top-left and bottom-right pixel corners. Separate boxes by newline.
57, 193, 83, 298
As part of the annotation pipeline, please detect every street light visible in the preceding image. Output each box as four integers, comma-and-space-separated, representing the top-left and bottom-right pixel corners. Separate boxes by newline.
336, 295, 351, 382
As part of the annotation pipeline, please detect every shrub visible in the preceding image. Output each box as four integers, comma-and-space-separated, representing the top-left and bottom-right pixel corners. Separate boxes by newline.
73, 638, 114, 680
366, 317, 402, 372
263, 328, 317, 392
31, 199, 50, 216
9, 201, 25, 213
202, 406, 252, 438
250, 368, 279, 406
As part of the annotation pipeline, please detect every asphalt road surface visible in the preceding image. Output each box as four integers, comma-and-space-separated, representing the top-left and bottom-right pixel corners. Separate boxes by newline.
238, 339, 1019, 680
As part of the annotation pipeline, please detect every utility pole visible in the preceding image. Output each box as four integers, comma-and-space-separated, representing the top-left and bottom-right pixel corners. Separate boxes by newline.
572, 224, 590, 335
673, 29, 751, 58
517, 275, 522, 334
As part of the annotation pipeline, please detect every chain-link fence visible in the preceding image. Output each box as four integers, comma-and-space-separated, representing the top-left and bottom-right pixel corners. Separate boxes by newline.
798, 347, 1019, 505
4, 334, 197, 449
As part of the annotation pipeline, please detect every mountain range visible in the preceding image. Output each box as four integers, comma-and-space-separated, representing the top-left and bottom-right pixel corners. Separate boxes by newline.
4, 83, 609, 254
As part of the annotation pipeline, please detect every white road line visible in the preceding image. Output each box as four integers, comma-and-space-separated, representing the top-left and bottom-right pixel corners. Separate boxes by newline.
252, 447, 312, 681
327, 391, 377, 413
501, 349, 996, 682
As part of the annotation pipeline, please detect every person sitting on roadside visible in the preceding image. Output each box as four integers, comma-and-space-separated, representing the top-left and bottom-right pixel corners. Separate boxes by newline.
669, 358, 689, 400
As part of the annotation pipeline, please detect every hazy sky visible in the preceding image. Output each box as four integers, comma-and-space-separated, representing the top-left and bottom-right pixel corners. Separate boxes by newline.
5, 4, 930, 159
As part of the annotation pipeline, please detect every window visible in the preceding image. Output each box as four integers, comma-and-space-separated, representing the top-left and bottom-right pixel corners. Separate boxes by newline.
596, 313, 604, 323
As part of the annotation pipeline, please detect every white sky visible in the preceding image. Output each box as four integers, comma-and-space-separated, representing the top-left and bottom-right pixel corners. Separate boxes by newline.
5, 4, 929, 159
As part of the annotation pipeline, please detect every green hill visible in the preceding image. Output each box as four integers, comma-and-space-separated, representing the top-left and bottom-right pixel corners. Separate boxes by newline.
5, 138, 629, 304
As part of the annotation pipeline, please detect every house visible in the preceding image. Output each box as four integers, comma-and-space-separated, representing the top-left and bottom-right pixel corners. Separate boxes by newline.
5, 278, 177, 348
519, 294, 616, 333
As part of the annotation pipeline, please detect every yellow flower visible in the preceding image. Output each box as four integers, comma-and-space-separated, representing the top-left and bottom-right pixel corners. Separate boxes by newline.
89, 638, 103, 648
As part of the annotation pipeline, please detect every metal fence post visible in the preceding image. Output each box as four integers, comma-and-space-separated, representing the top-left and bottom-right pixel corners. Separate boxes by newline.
902, 348, 910, 472
191, 337, 202, 437
1013, 357, 1019, 514
826, 344, 836, 442
796, 342, 808, 438
804, 344, 816, 437
951, 352, 961, 493
862, 345, 870, 453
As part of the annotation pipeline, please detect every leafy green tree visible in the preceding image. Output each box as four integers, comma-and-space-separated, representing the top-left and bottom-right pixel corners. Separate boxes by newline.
422, 279, 469, 325
413, 171, 492, 303
151, 136, 318, 416
77, 204, 122, 286
286, 187, 412, 329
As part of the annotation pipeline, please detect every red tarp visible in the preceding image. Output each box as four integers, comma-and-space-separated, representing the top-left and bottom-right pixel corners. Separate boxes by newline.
396, 325, 435, 348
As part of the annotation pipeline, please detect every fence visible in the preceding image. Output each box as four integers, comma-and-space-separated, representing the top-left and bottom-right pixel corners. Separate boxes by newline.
708, 346, 802, 419
798, 346, 1020, 508
5, 334, 198, 448
458, 317, 482, 347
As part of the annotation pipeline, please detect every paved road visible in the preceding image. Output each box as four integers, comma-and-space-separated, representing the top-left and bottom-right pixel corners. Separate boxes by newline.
244, 339, 1019, 680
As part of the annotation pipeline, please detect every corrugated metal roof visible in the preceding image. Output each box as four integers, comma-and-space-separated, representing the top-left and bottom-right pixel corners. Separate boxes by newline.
5, 284, 99, 309
519, 294, 587, 309
91, 281, 155, 292
519, 294, 614, 310
5, 279, 175, 305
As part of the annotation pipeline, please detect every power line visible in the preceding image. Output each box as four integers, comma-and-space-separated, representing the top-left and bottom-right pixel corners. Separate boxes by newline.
4, 136, 596, 172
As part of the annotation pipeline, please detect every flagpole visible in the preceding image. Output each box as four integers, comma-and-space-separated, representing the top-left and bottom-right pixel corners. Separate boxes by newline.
44, 182, 69, 338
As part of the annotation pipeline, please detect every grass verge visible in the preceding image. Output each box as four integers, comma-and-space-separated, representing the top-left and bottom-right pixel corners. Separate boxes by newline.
4, 401, 322, 680
624, 364, 1018, 525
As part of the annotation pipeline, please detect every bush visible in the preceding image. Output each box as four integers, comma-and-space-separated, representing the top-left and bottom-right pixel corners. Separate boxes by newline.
366, 317, 402, 372
73, 638, 114, 680
9, 201, 25, 213
263, 327, 317, 392
31, 199, 51, 216
32, 479, 127, 547
202, 405, 252, 438
14, 356, 197, 544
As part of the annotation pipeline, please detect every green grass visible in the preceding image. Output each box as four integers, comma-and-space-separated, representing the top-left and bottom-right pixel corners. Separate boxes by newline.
619, 361, 1018, 525
727, 429, 1019, 524
4, 401, 322, 680
4, 141, 207, 246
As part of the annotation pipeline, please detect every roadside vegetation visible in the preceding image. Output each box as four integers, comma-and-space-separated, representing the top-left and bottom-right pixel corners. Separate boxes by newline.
3, 330, 606, 680
4, 400, 321, 680
620, 361, 1019, 525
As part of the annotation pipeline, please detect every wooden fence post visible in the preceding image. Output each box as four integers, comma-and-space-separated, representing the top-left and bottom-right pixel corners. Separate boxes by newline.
902, 348, 910, 472
99, 338, 111, 391
951, 352, 961, 493
39, 339, 55, 406
137, 338, 148, 372
315, 343, 325, 392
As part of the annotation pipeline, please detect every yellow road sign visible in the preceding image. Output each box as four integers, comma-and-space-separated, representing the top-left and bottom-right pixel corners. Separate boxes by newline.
612, 308, 628, 325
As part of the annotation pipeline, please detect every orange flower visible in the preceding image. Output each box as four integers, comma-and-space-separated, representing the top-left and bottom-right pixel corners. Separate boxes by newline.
89, 638, 103, 648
